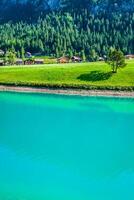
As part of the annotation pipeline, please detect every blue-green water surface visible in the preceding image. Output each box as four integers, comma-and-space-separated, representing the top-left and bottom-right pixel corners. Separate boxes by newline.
0, 92, 134, 200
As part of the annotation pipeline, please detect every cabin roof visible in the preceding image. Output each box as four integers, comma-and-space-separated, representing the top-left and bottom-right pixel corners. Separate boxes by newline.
125, 54, 134, 57
72, 56, 81, 59
26, 52, 32, 55
16, 59, 23, 62
34, 59, 44, 62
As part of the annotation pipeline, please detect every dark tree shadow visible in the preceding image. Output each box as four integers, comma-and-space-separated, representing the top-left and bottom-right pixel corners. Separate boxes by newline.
77, 71, 113, 82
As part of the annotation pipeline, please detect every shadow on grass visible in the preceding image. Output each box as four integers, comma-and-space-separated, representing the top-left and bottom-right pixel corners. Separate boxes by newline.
77, 71, 113, 82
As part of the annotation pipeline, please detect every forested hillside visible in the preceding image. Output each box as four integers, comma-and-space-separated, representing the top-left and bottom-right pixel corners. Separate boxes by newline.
0, 0, 133, 58
0, 0, 134, 22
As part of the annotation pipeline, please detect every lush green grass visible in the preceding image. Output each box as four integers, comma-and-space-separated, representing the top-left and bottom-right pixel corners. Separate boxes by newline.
0, 61, 134, 90
34, 56, 57, 64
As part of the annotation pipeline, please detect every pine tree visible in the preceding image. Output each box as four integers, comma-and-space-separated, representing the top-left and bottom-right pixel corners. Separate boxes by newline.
81, 50, 86, 61
17, 51, 20, 58
89, 49, 98, 62
21, 47, 25, 61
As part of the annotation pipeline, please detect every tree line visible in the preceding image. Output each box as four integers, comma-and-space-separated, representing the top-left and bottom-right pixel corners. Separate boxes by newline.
0, 10, 133, 59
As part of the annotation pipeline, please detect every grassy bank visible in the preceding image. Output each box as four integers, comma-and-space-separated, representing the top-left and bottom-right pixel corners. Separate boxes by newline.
0, 61, 134, 91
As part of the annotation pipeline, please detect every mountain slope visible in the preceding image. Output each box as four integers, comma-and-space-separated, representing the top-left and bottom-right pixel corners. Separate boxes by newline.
0, 0, 134, 22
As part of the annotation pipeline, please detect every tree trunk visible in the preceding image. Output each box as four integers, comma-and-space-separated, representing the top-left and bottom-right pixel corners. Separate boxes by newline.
115, 65, 118, 73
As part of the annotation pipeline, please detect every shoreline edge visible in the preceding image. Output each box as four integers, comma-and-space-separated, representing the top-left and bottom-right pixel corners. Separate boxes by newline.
0, 85, 134, 98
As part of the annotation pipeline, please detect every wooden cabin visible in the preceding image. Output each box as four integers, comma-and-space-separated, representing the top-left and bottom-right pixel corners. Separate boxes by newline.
34, 59, 44, 65
98, 57, 104, 61
57, 56, 70, 63
16, 59, 24, 65
25, 52, 32, 58
24, 59, 34, 65
71, 56, 82, 62
125, 55, 134, 59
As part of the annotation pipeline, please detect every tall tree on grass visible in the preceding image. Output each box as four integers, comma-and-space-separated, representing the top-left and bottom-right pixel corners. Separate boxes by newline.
5, 51, 16, 65
21, 47, 25, 61
107, 49, 126, 73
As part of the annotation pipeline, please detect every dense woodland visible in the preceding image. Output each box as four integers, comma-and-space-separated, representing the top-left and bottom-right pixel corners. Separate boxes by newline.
0, 0, 134, 59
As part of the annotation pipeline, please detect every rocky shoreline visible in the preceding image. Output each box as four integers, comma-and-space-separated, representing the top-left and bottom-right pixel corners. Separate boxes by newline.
0, 85, 134, 97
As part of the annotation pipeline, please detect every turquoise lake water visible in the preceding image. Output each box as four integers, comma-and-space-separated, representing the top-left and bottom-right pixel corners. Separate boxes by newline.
0, 91, 134, 200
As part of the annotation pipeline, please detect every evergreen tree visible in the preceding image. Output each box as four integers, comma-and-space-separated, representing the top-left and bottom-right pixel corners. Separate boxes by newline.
21, 47, 25, 61
17, 51, 20, 58
89, 49, 98, 62
81, 50, 86, 61
107, 49, 126, 73
5, 51, 16, 65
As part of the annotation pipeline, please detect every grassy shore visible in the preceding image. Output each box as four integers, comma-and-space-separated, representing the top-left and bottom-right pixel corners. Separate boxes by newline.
0, 61, 134, 91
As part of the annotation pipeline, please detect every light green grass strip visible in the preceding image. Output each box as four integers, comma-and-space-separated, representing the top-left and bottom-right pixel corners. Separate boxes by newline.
0, 61, 134, 90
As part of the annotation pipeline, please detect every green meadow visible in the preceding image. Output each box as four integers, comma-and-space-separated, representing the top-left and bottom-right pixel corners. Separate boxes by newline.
0, 61, 134, 90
